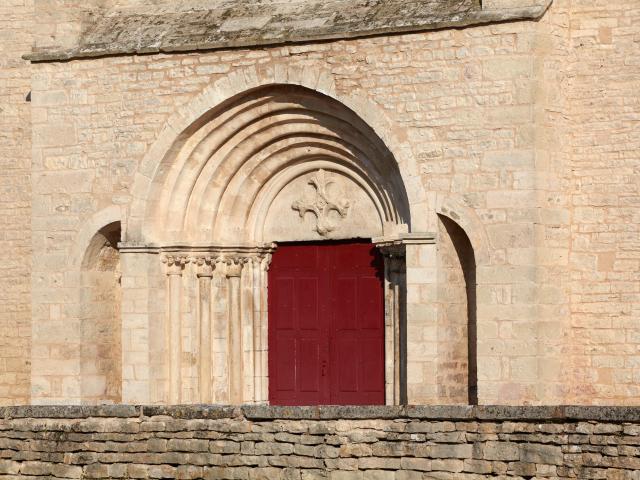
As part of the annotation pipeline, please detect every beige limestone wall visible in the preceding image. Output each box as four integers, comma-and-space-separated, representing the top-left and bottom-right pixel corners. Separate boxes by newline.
28, 16, 564, 405
566, 0, 640, 405
0, 0, 33, 405
527, 0, 572, 405
19, 1, 640, 406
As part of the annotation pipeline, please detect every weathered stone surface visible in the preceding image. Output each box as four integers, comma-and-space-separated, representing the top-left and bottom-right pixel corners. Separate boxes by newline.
483, 441, 520, 461
24, 0, 553, 62
520, 444, 564, 466
0, 406, 638, 477
141, 405, 238, 420
565, 407, 640, 423
2, 0, 639, 412
244, 406, 406, 421
1, 405, 140, 419
404, 405, 474, 420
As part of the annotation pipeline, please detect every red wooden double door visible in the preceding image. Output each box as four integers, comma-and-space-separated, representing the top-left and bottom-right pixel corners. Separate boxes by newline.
268, 240, 385, 405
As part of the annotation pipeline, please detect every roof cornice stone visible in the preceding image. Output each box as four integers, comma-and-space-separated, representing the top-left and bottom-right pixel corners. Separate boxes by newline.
24, 0, 552, 63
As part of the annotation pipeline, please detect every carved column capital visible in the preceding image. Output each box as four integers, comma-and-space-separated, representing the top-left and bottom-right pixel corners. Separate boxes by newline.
224, 255, 250, 278
261, 253, 273, 272
162, 254, 190, 275
194, 255, 217, 278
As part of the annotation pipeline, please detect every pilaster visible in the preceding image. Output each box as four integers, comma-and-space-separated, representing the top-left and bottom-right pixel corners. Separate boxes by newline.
376, 233, 436, 405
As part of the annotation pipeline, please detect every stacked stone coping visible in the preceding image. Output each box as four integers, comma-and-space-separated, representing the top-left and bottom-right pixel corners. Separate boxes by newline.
2, 405, 640, 479
2, 404, 640, 421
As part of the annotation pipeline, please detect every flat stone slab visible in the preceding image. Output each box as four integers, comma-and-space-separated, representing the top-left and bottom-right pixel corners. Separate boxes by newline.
3, 404, 640, 422
25, 0, 552, 62
0, 405, 141, 418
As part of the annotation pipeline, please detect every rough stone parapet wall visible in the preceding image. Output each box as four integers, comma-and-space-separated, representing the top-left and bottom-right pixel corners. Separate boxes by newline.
1, 405, 640, 478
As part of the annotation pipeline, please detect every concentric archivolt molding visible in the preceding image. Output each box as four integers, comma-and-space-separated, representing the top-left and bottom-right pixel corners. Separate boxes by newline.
129, 78, 412, 245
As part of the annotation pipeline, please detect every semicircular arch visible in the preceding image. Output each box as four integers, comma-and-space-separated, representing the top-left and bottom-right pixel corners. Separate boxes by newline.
130, 82, 412, 245
435, 194, 490, 266
127, 67, 418, 243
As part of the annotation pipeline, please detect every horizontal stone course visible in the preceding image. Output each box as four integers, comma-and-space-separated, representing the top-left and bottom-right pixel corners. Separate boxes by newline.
4, 404, 640, 421
0, 405, 639, 478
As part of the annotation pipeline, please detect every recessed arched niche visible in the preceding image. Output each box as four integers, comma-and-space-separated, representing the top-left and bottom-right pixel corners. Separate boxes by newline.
80, 221, 122, 404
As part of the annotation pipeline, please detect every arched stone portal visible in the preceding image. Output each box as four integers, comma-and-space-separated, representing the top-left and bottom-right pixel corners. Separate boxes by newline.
121, 85, 435, 405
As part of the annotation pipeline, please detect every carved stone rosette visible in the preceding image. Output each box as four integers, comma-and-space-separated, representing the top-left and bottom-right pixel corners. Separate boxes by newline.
291, 169, 351, 236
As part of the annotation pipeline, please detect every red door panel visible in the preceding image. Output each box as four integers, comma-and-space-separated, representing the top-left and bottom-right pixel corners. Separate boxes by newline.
268, 240, 384, 406
360, 276, 385, 330
298, 338, 321, 392
297, 277, 319, 330
273, 277, 295, 330
334, 277, 357, 330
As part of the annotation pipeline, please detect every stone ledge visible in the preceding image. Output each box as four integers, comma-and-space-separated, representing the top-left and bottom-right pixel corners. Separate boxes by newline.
243, 405, 407, 420
2, 404, 640, 422
0, 405, 141, 419
24, 0, 552, 62
141, 405, 239, 419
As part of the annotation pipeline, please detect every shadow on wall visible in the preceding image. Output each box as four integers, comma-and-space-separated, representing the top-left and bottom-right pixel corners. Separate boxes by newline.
80, 222, 122, 404
437, 214, 477, 405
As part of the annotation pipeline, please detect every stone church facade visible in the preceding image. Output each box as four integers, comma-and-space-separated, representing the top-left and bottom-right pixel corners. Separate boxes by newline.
0, 0, 638, 408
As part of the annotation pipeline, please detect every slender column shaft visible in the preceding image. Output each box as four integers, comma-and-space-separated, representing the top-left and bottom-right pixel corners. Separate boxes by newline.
164, 255, 188, 405
241, 258, 256, 404
383, 256, 395, 405
392, 256, 408, 406
227, 259, 244, 404
252, 259, 262, 404
211, 273, 228, 403
392, 271, 402, 405
378, 244, 406, 406
169, 273, 182, 404
197, 258, 214, 404
259, 259, 270, 403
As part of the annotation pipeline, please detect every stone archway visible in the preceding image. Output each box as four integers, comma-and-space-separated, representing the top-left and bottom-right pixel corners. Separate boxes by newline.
120, 84, 433, 405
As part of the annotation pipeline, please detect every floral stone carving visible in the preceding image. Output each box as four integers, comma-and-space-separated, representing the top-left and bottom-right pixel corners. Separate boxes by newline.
291, 169, 351, 236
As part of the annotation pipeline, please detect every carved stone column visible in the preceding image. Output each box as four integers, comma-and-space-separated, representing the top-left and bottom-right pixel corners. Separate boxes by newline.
195, 256, 215, 403
255, 253, 272, 403
377, 243, 407, 406
225, 256, 246, 404
162, 254, 189, 404
241, 255, 257, 404
220, 247, 274, 405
